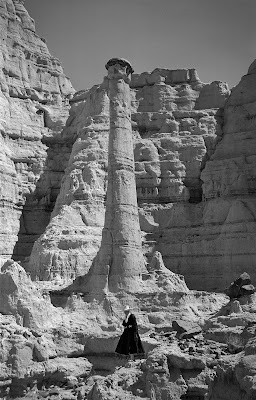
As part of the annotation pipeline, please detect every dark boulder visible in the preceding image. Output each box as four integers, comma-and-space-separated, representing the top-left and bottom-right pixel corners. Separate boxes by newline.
225, 283, 241, 299
234, 272, 251, 287
225, 272, 255, 299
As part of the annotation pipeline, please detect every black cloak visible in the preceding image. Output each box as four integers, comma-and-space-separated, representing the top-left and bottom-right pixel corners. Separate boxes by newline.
115, 313, 144, 355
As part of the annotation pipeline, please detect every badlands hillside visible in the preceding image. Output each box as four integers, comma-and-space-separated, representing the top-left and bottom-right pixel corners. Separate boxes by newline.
0, 1, 256, 399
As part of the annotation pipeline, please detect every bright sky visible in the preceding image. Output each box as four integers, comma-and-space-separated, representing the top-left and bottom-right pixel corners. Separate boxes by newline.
25, 0, 255, 91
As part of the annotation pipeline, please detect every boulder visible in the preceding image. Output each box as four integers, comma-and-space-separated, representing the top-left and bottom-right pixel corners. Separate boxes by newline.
0, 260, 60, 330
240, 284, 256, 296
235, 272, 251, 287
230, 300, 243, 314
226, 273, 255, 299
44, 357, 92, 382
172, 319, 202, 339
226, 283, 241, 299
235, 355, 256, 398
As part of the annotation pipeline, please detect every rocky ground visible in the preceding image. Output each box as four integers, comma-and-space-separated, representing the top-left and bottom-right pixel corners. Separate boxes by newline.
1, 260, 256, 400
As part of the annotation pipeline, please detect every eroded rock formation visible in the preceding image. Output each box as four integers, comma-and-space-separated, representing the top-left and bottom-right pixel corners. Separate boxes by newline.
1, 2, 256, 398
0, 0, 74, 265
28, 63, 230, 289
82, 58, 146, 296
28, 58, 256, 291
200, 60, 256, 288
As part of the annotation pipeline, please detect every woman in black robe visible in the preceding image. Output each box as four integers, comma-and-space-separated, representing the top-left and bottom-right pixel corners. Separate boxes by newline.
115, 306, 144, 359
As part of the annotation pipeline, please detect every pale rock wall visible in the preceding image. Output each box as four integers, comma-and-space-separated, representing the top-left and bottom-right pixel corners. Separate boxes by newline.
28, 67, 231, 289
5, 1, 255, 291
198, 60, 256, 288
156, 62, 256, 290
0, 0, 74, 263
28, 85, 109, 280
138, 63, 256, 290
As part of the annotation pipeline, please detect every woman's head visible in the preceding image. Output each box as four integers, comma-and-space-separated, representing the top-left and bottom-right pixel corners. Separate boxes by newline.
124, 305, 130, 315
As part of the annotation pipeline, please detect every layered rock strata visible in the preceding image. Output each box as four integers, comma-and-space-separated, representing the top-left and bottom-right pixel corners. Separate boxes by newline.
28, 84, 110, 280
0, 0, 74, 264
3, 1, 256, 292
1, 2, 256, 399
28, 66, 230, 289
199, 60, 256, 288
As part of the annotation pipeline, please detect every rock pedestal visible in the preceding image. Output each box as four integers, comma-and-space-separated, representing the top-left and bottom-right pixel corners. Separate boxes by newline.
84, 58, 146, 296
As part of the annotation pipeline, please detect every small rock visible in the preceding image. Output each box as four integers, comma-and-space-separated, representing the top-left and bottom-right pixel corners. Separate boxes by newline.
230, 300, 243, 314
173, 319, 202, 339
235, 272, 251, 287
240, 284, 255, 296
228, 343, 243, 354
214, 350, 221, 359
49, 387, 60, 395
196, 348, 205, 354
66, 376, 78, 388
38, 390, 50, 398
62, 393, 77, 400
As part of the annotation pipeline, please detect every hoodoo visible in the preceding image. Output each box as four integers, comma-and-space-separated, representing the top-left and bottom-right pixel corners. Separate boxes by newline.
83, 58, 146, 296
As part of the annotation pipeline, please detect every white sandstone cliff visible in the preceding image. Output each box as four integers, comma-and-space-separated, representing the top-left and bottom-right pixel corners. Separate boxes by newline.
0, 0, 75, 265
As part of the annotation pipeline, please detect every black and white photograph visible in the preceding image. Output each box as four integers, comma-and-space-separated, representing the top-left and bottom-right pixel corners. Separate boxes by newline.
0, 0, 255, 399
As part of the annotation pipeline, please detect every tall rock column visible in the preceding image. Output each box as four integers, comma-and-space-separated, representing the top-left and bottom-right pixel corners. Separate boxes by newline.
84, 58, 146, 295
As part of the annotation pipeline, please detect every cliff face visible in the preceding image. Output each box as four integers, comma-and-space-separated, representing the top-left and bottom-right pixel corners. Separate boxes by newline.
0, 0, 75, 264
28, 67, 232, 289
28, 61, 256, 290
1, 1, 256, 291
199, 60, 256, 288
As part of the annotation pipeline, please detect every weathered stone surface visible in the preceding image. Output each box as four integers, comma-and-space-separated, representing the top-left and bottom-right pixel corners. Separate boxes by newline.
27, 55, 253, 291
28, 64, 227, 287
1, 1, 256, 294
230, 300, 243, 314
199, 60, 256, 288
195, 81, 229, 109
83, 58, 146, 296
0, 264, 250, 400
0, 259, 60, 330
0, 0, 74, 264
0, 311, 92, 396
235, 355, 256, 398
2, 3, 256, 399
172, 319, 202, 339
226, 273, 255, 299
235, 272, 252, 287
145, 350, 188, 399
44, 357, 92, 382
28, 86, 109, 281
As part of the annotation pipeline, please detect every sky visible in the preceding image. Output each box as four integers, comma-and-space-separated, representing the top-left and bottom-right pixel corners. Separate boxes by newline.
24, 0, 256, 92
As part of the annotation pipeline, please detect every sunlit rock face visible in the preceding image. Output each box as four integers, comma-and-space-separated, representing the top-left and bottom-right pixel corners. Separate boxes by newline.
3, 1, 256, 291
131, 69, 230, 291
28, 66, 232, 289
199, 60, 256, 289
28, 85, 110, 280
0, 0, 75, 263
